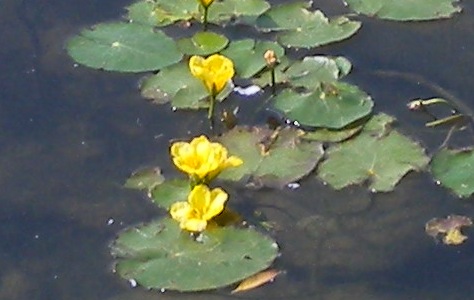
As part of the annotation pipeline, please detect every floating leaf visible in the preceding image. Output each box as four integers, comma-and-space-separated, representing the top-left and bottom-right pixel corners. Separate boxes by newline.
126, 0, 198, 27
149, 179, 190, 210
217, 126, 324, 188
221, 39, 285, 79
67, 22, 182, 72
272, 82, 374, 129
302, 124, 363, 143
177, 32, 229, 55
111, 217, 279, 291
141, 62, 232, 109
425, 215, 472, 245
207, 0, 271, 24
256, 2, 361, 48
317, 114, 430, 192
431, 148, 474, 198
231, 269, 281, 294
124, 167, 165, 192
344, 0, 462, 21
141, 62, 207, 106
284, 56, 352, 91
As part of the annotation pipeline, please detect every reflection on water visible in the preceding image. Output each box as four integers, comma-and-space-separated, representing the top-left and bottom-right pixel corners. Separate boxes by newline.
2, 0, 474, 299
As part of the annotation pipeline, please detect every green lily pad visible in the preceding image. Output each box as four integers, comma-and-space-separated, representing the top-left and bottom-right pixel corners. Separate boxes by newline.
67, 22, 182, 72
124, 167, 165, 192
177, 32, 229, 55
141, 62, 207, 106
126, 0, 198, 27
302, 124, 364, 143
221, 39, 285, 79
317, 114, 430, 192
111, 217, 279, 291
285, 56, 352, 91
344, 0, 462, 21
207, 0, 271, 24
141, 62, 231, 109
150, 179, 190, 210
217, 126, 324, 188
431, 148, 474, 198
256, 2, 361, 48
272, 82, 374, 129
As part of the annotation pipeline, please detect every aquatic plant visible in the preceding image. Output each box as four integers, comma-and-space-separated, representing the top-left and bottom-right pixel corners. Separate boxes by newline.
67, 0, 471, 293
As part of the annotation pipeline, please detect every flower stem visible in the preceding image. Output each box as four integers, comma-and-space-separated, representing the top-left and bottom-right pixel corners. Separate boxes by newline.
203, 6, 209, 31
208, 94, 215, 120
270, 67, 276, 95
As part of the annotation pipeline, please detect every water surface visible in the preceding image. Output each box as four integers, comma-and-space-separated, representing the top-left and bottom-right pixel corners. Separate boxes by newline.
2, 0, 474, 299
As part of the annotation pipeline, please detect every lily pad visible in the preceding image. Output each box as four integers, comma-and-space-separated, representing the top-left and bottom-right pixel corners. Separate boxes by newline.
302, 124, 364, 143
344, 0, 462, 21
217, 126, 324, 188
126, 0, 198, 27
141, 62, 232, 109
256, 2, 361, 48
150, 179, 190, 210
67, 22, 182, 72
272, 82, 374, 129
111, 217, 279, 291
221, 39, 285, 79
177, 32, 229, 55
141, 62, 207, 105
284, 56, 352, 91
207, 0, 271, 24
431, 148, 474, 198
127, 0, 199, 27
124, 167, 165, 192
317, 114, 430, 192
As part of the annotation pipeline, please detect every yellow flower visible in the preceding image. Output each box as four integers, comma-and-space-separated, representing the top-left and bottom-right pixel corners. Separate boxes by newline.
170, 185, 228, 232
189, 54, 235, 97
198, 0, 215, 8
170, 135, 243, 182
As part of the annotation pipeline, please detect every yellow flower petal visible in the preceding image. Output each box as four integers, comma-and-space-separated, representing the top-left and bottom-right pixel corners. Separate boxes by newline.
188, 54, 234, 96
170, 201, 192, 223
182, 218, 207, 232
202, 187, 228, 220
170, 135, 243, 182
199, 0, 215, 8
169, 185, 228, 232
227, 155, 244, 167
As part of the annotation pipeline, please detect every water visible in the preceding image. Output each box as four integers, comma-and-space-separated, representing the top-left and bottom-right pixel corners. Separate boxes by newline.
2, 0, 474, 299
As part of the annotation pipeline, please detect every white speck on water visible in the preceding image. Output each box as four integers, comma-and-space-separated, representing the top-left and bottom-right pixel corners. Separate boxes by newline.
195, 233, 204, 243
160, 288, 166, 293
73, 63, 78, 68
287, 183, 300, 190
106, 218, 115, 226
271, 242, 279, 249
234, 85, 262, 96
128, 279, 137, 288
435, 180, 441, 185
34, 234, 39, 239
172, 107, 177, 111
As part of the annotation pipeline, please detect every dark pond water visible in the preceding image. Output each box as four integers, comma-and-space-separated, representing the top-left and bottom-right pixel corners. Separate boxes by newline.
2, 0, 474, 299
